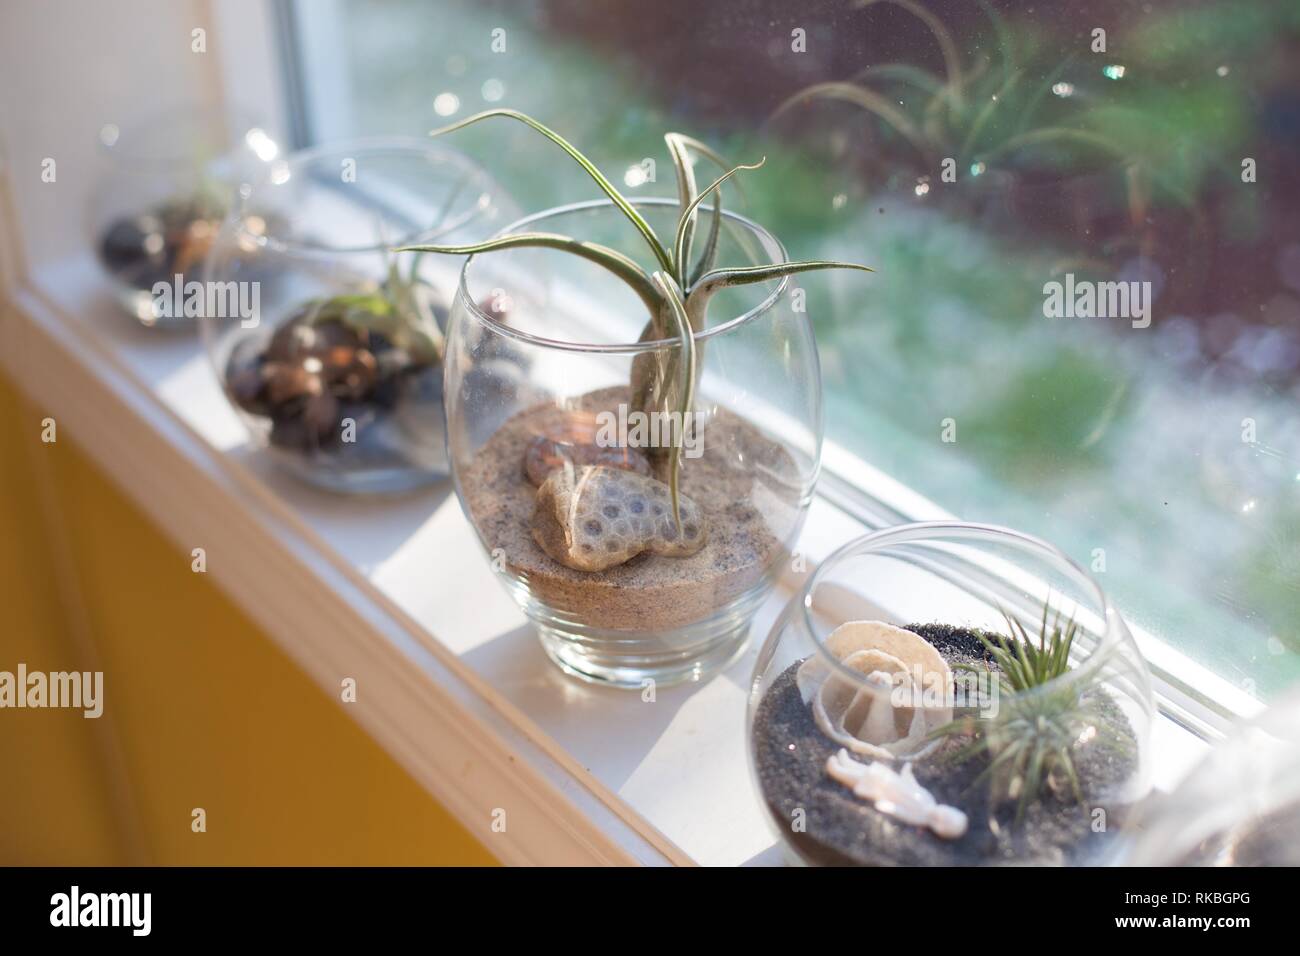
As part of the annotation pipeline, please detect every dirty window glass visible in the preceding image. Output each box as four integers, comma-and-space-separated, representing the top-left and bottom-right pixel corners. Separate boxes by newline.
289, 0, 1300, 698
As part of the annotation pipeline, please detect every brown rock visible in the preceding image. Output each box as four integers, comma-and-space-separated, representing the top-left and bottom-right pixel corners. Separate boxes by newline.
301, 391, 342, 442
266, 362, 322, 405
523, 435, 651, 486
328, 348, 378, 400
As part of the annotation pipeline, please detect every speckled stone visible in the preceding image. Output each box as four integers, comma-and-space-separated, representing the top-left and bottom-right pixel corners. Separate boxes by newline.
461, 386, 804, 630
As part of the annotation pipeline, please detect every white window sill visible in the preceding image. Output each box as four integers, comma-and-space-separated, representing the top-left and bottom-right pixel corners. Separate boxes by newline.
4, 251, 1226, 865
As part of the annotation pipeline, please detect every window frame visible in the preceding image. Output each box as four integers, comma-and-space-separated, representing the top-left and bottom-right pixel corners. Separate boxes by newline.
274, 2, 1264, 737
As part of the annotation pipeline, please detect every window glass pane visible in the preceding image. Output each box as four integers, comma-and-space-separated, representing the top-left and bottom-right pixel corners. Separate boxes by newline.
292, 0, 1300, 699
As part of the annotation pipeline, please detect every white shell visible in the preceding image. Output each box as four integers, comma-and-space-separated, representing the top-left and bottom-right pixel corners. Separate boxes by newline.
798, 620, 953, 760
826, 748, 968, 840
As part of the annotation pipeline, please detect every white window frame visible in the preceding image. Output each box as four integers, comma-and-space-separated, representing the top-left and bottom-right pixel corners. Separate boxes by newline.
275, 0, 1265, 738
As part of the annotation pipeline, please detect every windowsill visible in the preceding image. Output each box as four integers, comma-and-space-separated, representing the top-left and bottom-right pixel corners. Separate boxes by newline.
5, 250, 1221, 865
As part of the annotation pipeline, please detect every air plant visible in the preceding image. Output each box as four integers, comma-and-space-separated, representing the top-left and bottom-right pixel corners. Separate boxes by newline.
290, 163, 497, 368
296, 249, 444, 367
768, 0, 1198, 218
399, 109, 873, 527
936, 601, 1119, 824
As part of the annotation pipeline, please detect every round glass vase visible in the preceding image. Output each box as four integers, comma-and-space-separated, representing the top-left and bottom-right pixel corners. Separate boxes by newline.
445, 198, 822, 688
90, 107, 278, 326
747, 522, 1154, 866
1123, 688, 1300, 866
201, 139, 517, 494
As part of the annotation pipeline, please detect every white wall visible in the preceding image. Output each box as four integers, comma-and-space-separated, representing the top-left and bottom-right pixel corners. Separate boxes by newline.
0, 0, 286, 267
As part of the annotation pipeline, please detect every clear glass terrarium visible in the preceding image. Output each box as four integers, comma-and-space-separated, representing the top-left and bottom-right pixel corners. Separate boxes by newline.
91, 106, 278, 326
202, 139, 517, 494
1124, 689, 1300, 866
445, 198, 822, 687
747, 522, 1155, 866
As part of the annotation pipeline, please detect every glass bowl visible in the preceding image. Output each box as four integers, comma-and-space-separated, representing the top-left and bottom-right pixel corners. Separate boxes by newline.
201, 138, 517, 494
1124, 689, 1300, 866
747, 522, 1154, 865
91, 106, 278, 325
445, 198, 822, 687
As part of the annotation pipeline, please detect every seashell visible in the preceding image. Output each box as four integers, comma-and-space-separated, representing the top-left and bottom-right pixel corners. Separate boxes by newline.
825, 748, 968, 839
524, 435, 651, 486
531, 465, 706, 572
798, 620, 953, 760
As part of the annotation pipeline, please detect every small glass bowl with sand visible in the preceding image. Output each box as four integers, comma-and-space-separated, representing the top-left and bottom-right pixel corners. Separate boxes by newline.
445, 198, 821, 687
747, 522, 1155, 865
1123, 688, 1300, 866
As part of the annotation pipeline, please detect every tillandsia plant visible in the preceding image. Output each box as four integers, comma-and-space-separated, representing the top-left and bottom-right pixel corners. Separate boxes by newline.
768, 0, 1199, 218
296, 249, 444, 367
287, 164, 495, 367
399, 109, 873, 527
935, 601, 1123, 824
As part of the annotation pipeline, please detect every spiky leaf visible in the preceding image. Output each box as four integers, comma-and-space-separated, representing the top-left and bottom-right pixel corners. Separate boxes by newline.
398, 232, 661, 313
430, 109, 673, 273
648, 271, 696, 530
664, 133, 699, 288
672, 158, 765, 289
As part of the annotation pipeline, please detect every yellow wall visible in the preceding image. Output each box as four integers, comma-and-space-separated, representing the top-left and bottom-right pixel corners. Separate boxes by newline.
0, 373, 496, 865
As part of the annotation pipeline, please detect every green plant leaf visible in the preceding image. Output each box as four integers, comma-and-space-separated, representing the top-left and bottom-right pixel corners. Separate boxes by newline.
648, 271, 696, 531
688, 148, 745, 284
769, 81, 932, 160
851, 61, 949, 100
663, 133, 750, 206
1057, 745, 1084, 804
1055, 619, 1078, 674
1015, 52, 1080, 137
1019, 735, 1046, 822
1012, 624, 1035, 676
672, 158, 765, 294
686, 259, 873, 336
979, 126, 1133, 165
664, 133, 699, 288
968, 735, 1027, 792
958, 67, 1022, 159
855, 0, 965, 110
429, 109, 673, 273
975, 0, 1017, 86
694, 259, 875, 290
664, 135, 756, 291
686, 190, 724, 290
397, 232, 663, 314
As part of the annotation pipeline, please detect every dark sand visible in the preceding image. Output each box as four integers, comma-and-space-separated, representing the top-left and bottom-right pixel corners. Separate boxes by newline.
752, 624, 1138, 866
461, 386, 803, 630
